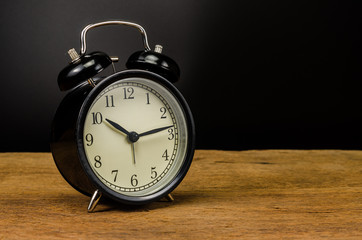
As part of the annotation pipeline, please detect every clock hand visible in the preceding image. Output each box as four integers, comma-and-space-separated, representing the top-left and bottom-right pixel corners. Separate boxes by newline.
105, 118, 141, 145
105, 118, 137, 164
131, 143, 136, 165
139, 125, 173, 138
105, 118, 130, 135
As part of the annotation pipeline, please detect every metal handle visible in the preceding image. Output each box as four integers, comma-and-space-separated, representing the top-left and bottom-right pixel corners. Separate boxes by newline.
79, 20, 151, 56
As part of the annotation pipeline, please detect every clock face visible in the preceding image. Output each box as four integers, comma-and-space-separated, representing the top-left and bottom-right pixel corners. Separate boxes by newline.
79, 75, 189, 199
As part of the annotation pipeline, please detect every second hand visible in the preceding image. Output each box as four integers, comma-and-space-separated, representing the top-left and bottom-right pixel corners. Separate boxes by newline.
131, 143, 136, 165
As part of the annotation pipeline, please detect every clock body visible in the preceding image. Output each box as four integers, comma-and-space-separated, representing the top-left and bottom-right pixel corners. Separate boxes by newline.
50, 70, 195, 205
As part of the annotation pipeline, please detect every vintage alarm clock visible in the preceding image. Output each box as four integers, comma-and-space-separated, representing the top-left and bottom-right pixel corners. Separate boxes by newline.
50, 20, 195, 212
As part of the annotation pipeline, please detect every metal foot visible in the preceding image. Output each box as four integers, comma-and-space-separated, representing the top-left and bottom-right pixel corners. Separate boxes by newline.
165, 193, 174, 202
88, 189, 102, 213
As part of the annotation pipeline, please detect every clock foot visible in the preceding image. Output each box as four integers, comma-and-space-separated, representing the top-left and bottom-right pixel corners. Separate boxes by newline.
159, 193, 174, 202
165, 193, 174, 202
87, 189, 102, 213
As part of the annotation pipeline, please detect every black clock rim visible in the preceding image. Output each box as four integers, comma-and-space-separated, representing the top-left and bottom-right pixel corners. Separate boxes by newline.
76, 69, 195, 205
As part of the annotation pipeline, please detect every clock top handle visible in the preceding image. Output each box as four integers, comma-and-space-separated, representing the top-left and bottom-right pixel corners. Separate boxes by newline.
79, 20, 151, 57
79, 21, 180, 83
57, 20, 180, 91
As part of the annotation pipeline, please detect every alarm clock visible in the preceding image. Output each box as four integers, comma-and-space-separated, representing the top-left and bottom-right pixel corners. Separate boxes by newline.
50, 20, 195, 212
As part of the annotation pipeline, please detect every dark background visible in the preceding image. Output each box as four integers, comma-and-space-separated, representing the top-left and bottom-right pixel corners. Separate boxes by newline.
0, 0, 361, 152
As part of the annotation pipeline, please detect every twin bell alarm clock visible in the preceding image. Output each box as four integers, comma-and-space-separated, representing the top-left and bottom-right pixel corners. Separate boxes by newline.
50, 20, 195, 212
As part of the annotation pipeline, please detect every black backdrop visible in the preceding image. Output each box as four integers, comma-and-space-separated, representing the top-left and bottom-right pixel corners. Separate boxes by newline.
0, 0, 361, 151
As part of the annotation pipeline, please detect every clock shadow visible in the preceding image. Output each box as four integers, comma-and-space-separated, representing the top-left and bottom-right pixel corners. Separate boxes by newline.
92, 193, 199, 213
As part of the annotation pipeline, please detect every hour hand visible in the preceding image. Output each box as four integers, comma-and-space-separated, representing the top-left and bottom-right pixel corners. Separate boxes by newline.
105, 118, 130, 135
139, 125, 173, 138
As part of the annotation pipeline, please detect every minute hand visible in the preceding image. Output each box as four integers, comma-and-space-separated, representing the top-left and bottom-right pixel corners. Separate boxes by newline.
139, 125, 173, 138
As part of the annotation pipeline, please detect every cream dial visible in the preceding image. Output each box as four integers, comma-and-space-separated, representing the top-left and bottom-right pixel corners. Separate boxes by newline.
82, 77, 188, 197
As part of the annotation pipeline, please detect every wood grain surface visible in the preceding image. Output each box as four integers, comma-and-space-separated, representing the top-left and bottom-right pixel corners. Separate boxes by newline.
0, 150, 361, 239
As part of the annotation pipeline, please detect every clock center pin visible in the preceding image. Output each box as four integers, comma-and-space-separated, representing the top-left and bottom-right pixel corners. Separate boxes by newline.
128, 131, 140, 143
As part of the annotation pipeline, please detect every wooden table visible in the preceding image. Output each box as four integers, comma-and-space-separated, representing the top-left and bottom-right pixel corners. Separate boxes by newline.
0, 150, 361, 239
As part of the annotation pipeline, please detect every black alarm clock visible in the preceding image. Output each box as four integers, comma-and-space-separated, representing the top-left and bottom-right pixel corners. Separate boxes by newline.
50, 20, 195, 212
